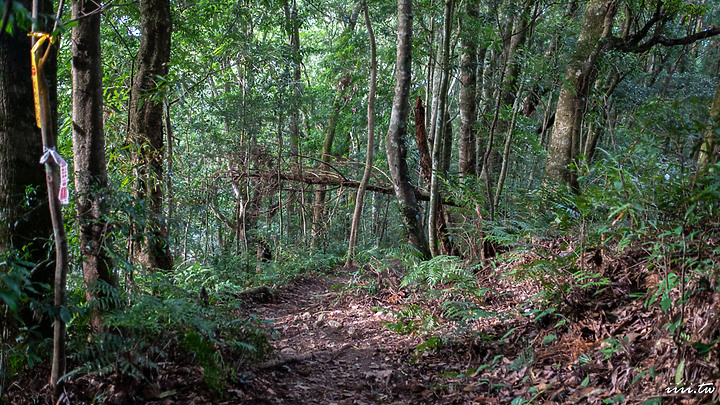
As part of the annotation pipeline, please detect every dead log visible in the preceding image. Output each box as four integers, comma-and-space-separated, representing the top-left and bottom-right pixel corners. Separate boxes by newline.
245, 169, 459, 207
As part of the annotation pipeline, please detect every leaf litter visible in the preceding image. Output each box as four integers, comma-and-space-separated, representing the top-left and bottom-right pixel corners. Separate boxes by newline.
6, 246, 719, 404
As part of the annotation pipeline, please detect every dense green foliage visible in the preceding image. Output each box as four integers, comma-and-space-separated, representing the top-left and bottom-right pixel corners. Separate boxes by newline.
1, 0, 719, 401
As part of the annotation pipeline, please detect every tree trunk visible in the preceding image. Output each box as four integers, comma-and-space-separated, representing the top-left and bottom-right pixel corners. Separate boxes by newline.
544, 0, 616, 189
346, 0, 376, 266
312, 5, 361, 247
476, 47, 493, 176
0, 0, 53, 302
428, 0, 454, 258
698, 76, 720, 172
129, 0, 173, 270
284, 0, 301, 158
458, 1, 478, 179
584, 65, 624, 164
312, 76, 350, 246
500, 1, 533, 108
72, 0, 117, 332
385, 0, 431, 259
29, 0, 67, 398
414, 96, 432, 185
494, 83, 524, 209
439, 112, 455, 255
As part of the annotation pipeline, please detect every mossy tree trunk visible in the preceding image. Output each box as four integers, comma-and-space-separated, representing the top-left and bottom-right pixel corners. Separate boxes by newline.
544, 0, 616, 190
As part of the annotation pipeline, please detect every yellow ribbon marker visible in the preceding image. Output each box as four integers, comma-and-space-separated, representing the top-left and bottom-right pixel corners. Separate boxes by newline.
28, 32, 55, 128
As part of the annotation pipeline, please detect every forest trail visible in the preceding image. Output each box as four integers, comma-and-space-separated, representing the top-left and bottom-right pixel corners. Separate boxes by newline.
9, 252, 717, 404
233, 256, 718, 405
241, 270, 435, 404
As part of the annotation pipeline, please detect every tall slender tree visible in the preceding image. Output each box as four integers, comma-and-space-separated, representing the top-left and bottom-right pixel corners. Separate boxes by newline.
28, 0, 67, 397
698, 76, 720, 172
428, 0, 454, 257
346, 0, 376, 266
72, 0, 117, 331
385, 0, 431, 259
129, 0, 173, 270
458, 1, 478, 180
312, 3, 361, 246
285, 0, 301, 159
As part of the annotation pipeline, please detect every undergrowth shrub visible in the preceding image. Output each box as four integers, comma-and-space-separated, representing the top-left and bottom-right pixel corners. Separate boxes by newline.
0, 251, 54, 393
354, 250, 500, 355
66, 267, 270, 395
259, 250, 343, 284
493, 157, 720, 339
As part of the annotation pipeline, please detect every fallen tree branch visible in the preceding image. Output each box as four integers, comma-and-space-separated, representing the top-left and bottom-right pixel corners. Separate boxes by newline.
246, 169, 460, 207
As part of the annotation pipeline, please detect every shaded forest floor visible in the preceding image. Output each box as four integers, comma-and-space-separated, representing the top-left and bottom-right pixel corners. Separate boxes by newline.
234, 257, 719, 405
8, 247, 719, 404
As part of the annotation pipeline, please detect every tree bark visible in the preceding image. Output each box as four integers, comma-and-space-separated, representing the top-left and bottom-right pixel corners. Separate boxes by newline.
29, 0, 67, 398
346, 0, 376, 266
129, 0, 173, 270
385, 0, 430, 259
428, 0, 454, 258
0, 0, 53, 292
544, 0, 616, 189
458, 0, 478, 180
72, 0, 117, 332
284, 0, 301, 158
698, 76, 720, 172
414, 96, 432, 185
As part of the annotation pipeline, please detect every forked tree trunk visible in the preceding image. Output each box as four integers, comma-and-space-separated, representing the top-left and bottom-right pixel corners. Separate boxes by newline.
72, 0, 117, 332
129, 0, 173, 270
385, 0, 431, 259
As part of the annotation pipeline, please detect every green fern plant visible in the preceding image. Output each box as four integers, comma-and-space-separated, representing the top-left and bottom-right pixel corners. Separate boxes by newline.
63, 268, 271, 394
66, 332, 161, 382
182, 329, 225, 391
401, 255, 473, 289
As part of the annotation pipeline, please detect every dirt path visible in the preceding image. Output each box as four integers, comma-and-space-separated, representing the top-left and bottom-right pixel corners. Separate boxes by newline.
8, 250, 716, 404
241, 271, 438, 404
